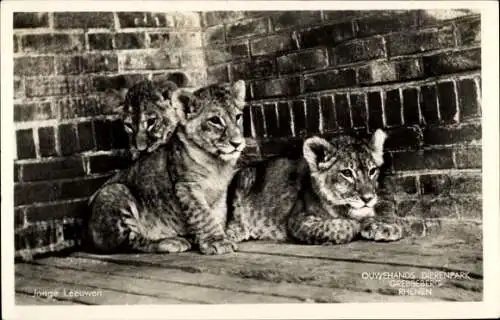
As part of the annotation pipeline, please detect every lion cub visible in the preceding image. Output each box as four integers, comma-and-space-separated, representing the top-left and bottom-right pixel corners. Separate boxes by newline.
226, 129, 404, 245
84, 81, 247, 255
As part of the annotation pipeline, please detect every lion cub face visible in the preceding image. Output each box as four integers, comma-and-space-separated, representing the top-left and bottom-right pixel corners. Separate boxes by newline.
303, 129, 388, 220
171, 80, 247, 161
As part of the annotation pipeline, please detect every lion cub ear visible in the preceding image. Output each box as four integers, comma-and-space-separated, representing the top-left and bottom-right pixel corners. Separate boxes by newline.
103, 88, 129, 114
231, 80, 246, 109
170, 88, 198, 123
303, 137, 336, 172
370, 129, 388, 166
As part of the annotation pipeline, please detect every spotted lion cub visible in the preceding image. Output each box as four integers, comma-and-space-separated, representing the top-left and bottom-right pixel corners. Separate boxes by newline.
226, 129, 403, 245
84, 80, 247, 255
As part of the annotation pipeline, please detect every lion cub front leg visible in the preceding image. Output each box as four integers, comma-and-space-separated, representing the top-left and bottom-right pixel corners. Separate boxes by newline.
176, 183, 236, 255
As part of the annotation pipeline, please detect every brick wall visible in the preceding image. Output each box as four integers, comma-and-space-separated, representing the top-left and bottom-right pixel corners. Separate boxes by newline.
13, 10, 482, 256
201, 9, 482, 226
13, 12, 206, 254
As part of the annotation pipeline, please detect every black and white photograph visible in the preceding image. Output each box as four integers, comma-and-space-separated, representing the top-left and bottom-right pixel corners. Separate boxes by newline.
1, 1, 499, 319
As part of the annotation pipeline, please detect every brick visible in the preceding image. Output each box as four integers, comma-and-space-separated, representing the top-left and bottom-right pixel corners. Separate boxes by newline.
14, 56, 55, 76
14, 208, 25, 228
13, 12, 49, 28
251, 34, 294, 56
450, 174, 482, 195
455, 18, 481, 46
202, 11, 246, 27
457, 78, 480, 119
205, 47, 232, 65
367, 91, 383, 131
392, 151, 424, 171
38, 127, 57, 157
304, 68, 356, 92
88, 154, 132, 174
204, 25, 225, 45
14, 79, 24, 99
171, 12, 201, 29
299, 22, 354, 49
110, 119, 130, 149
334, 37, 385, 65
420, 85, 439, 125
26, 200, 87, 222
242, 107, 252, 137
117, 12, 167, 28
395, 200, 419, 217
455, 147, 481, 169
14, 164, 21, 182
455, 197, 482, 219
56, 54, 118, 75
271, 11, 321, 31
114, 33, 146, 50
16, 129, 36, 159
306, 98, 321, 134
277, 102, 293, 137
420, 174, 452, 195
26, 76, 90, 98
54, 12, 114, 29
422, 49, 481, 77
358, 59, 423, 85
356, 11, 418, 37
382, 175, 418, 196
14, 102, 53, 122
437, 81, 458, 123
77, 121, 95, 151
323, 11, 366, 22
59, 176, 111, 200
385, 126, 423, 150
277, 49, 328, 74
334, 94, 351, 130
232, 57, 276, 80
226, 18, 268, 39
420, 198, 458, 219
252, 77, 301, 99
349, 94, 367, 129
423, 124, 481, 146
58, 124, 78, 156
93, 74, 146, 92
22, 158, 85, 182
262, 103, 279, 138
149, 32, 202, 49
21, 34, 85, 53
250, 105, 265, 138
181, 50, 206, 69
291, 100, 306, 137
417, 9, 480, 26
88, 33, 114, 51
230, 41, 250, 60
384, 90, 402, 127
93, 120, 112, 151
120, 51, 181, 70
320, 95, 336, 133
402, 88, 420, 125
15, 181, 60, 206
385, 27, 455, 57
424, 149, 454, 169
57, 96, 102, 119
207, 64, 229, 83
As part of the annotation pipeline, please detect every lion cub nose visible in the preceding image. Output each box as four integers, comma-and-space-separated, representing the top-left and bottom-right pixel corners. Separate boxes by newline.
361, 194, 374, 204
229, 138, 244, 149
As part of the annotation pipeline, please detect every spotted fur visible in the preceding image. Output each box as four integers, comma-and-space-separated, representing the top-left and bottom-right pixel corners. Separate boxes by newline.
226, 129, 404, 245
83, 80, 247, 255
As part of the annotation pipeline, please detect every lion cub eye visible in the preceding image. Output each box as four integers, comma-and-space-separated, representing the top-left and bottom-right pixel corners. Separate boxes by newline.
208, 116, 225, 127
368, 167, 378, 177
235, 113, 243, 122
340, 169, 354, 179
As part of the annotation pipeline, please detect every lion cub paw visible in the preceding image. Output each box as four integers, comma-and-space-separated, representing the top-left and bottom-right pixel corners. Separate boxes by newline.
361, 222, 403, 242
199, 239, 237, 255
